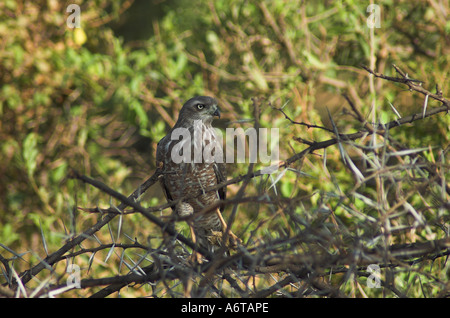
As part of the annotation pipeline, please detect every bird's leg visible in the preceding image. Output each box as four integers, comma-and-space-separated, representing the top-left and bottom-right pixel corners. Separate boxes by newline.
215, 208, 241, 247
189, 224, 203, 264
176, 202, 201, 263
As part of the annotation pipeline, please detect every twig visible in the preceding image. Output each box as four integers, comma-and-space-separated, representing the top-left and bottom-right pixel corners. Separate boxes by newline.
68, 169, 213, 260
362, 65, 450, 107
17, 169, 162, 286
273, 105, 334, 132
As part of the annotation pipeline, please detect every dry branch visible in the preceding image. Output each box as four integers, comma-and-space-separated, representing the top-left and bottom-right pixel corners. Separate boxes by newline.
15, 169, 162, 286
4, 65, 449, 298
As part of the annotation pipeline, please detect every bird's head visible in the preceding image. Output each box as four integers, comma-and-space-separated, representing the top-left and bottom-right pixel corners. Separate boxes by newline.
177, 96, 221, 126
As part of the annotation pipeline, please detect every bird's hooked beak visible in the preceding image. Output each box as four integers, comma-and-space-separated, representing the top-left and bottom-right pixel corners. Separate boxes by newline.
212, 106, 221, 119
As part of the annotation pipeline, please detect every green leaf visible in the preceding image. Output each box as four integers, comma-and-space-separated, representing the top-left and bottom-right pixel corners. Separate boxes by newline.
303, 50, 326, 70
23, 132, 38, 177
130, 99, 148, 129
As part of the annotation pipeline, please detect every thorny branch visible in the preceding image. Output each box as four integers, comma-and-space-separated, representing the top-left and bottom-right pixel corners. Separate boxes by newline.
1, 65, 449, 298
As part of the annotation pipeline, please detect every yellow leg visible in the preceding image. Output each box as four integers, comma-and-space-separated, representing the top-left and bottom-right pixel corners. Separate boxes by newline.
189, 224, 203, 263
215, 208, 241, 247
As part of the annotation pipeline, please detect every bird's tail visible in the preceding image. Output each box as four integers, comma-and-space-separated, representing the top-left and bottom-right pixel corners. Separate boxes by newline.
193, 210, 240, 254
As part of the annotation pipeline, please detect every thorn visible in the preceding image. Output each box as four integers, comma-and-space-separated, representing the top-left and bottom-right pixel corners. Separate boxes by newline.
422, 94, 429, 119
387, 100, 402, 118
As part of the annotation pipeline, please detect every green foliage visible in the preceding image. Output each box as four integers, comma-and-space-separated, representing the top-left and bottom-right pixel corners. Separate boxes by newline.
0, 0, 449, 298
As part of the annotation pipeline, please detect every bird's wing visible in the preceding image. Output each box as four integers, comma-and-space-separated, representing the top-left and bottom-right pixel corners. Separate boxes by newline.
213, 162, 227, 211
156, 136, 175, 210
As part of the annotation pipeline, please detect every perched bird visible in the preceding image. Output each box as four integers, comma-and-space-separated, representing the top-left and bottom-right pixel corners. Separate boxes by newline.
156, 96, 239, 261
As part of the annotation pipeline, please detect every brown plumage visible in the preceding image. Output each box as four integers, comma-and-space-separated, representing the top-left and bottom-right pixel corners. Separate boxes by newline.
156, 96, 239, 259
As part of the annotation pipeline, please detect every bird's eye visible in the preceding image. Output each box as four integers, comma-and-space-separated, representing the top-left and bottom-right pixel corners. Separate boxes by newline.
196, 104, 205, 110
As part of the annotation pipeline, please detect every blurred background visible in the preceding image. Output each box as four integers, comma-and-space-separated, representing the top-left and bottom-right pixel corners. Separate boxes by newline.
0, 0, 449, 297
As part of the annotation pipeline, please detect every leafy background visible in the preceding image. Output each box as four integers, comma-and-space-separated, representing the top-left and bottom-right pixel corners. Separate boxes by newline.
0, 0, 449, 297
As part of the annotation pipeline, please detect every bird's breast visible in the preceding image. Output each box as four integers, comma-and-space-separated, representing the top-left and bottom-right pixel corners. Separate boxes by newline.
165, 162, 219, 209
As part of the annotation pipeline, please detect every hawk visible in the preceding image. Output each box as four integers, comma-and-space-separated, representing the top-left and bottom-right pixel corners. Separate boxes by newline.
156, 96, 240, 260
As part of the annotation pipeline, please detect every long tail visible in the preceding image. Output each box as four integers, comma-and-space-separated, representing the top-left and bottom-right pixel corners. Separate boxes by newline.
193, 208, 241, 253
